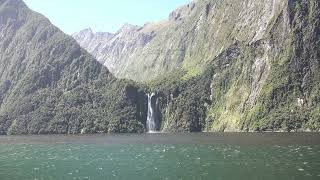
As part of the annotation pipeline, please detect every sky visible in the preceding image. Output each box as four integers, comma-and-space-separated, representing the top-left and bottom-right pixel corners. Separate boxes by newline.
23, 0, 191, 35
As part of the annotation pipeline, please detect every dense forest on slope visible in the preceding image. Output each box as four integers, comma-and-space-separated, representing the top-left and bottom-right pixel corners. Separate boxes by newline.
0, 0, 148, 135
0, 0, 319, 134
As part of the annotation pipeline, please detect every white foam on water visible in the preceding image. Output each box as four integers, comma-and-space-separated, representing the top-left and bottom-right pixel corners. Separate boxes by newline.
162, 149, 166, 152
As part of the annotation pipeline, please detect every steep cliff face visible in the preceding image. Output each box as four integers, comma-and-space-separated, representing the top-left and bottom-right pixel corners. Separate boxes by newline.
1, 0, 319, 134
73, 0, 291, 82
0, 0, 148, 135
208, 0, 320, 132
74, 0, 320, 132
146, 0, 320, 132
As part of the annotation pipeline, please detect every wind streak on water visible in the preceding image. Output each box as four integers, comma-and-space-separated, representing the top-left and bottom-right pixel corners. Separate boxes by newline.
0, 133, 319, 180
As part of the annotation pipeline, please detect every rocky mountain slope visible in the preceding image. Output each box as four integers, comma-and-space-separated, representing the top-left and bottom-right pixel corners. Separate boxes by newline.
0, 0, 319, 134
0, 0, 148, 135
75, 0, 320, 132
73, 23, 155, 78
73, 0, 293, 82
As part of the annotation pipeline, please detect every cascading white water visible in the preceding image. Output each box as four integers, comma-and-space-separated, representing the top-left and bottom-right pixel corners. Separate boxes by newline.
147, 93, 157, 132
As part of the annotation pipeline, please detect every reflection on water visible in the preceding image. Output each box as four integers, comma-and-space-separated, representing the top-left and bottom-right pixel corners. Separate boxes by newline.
0, 133, 319, 180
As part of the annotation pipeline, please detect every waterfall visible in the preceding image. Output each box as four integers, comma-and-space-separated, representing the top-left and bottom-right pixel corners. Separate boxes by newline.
147, 93, 157, 132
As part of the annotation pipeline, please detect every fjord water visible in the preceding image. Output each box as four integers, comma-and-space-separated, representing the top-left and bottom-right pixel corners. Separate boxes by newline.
0, 133, 319, 180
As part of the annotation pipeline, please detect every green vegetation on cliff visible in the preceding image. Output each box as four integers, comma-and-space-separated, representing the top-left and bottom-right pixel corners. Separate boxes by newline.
145, 0, 320, 132
0, 0, 319, 134
0, 0, 147, 135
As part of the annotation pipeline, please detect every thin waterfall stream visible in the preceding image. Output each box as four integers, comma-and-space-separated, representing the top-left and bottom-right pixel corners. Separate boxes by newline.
147, 93, 157, 132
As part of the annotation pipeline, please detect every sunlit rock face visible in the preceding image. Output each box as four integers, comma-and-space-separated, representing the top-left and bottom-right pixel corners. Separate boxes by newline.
74, 0, 320, 132
0, 0, 319, 134
73, 0, 289, 82
73, 23, 155, 78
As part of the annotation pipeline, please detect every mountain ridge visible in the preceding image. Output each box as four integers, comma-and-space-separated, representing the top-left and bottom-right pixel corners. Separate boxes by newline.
0, 0, 319, 134
73, 0, 291, 82
75, 0, 320, 132
0, 0, 148, 135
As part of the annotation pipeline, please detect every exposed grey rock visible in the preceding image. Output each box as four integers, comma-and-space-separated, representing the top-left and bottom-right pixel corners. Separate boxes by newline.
73, 0, 291, 82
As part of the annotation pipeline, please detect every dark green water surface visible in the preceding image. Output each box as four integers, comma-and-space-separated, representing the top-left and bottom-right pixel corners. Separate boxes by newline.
0, 133, 319, 180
